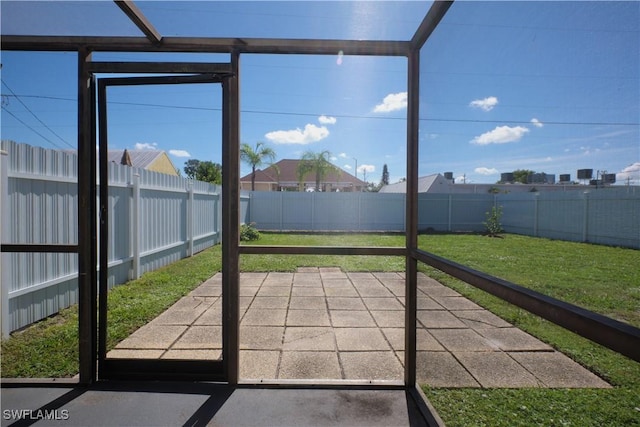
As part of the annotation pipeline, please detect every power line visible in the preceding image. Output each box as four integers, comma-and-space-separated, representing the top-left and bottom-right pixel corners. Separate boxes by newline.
1, 106, 65, 150
419, 117, 639, 127
1, 81, 74, 148
3, 93, 639, 127
7, 93, 636, 116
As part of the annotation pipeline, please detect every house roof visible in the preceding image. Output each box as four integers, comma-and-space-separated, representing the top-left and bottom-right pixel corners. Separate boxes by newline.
108, 149, 164, 169
241, 159, 366, 186
379, 174, 449, 193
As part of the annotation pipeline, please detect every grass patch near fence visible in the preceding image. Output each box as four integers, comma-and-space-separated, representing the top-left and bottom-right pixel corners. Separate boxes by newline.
1, 246, 222, 378
240, 232, 405, 272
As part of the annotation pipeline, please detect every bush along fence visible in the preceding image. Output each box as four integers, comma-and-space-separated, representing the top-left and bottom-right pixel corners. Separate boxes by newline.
0, 141, 249, 335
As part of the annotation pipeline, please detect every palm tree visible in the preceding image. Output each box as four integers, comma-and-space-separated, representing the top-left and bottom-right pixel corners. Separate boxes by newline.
296, 150, 340, 192
240, 142, 276, 191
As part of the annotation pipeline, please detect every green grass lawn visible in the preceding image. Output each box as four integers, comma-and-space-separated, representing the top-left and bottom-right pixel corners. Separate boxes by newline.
415, 235, 640, 426
418, 234, 640, 328
2, 232, 639, 425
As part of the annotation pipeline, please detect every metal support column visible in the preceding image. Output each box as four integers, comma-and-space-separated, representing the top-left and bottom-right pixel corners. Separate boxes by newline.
404, 48, 420, 387
78, 48, 97, 384
222, 51, 240, 385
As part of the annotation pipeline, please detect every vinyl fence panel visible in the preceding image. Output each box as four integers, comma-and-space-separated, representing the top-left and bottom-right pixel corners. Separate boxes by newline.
498, 188, 640, 248
418, 194, 493, 232
1, 141, 222, 334
248, 192, 406, 232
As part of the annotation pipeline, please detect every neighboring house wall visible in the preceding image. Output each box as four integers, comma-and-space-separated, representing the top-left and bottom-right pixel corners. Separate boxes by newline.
240, 159, 366, 192
108, 149, 179, 176
240, 181, 274, 192
147, 152, 179, 176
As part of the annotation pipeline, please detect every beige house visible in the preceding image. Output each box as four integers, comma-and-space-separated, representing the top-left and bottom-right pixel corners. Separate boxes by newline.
108, 149, 179, 176
240, 159, 367, 192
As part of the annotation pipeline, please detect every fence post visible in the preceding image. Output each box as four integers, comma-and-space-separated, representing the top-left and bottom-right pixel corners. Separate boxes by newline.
311, 192, 315, 231
188, 181, 194, 257
217, 186, 222, 243
1, 149, 10, 337
402, 194, 406, 232
279, 192, 283, 232
582, 190, 589, 242
131, 173, 141, 280
533, 192, 540, 237
358, 192, 362, 231
448, 194, 452, 232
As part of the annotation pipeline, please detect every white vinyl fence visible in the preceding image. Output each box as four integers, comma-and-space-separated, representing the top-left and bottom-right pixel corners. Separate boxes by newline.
1, 141, 248, 335
247, 191, 493, 233
2, 141, 638, 335
498, 188, 640, 249
246, 189, 640, 248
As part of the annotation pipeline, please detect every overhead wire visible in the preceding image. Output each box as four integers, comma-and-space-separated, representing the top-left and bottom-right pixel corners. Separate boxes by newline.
1, 80, 75, 148
2, 93, 639, 128
1, 106, 66, 150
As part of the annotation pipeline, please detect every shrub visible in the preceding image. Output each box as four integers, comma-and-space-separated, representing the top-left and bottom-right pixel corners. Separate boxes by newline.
483, 205, 504, 237
240, 222, 260, 241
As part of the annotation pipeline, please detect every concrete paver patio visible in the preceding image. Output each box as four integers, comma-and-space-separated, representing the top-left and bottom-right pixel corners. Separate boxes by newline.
108, 268, 610, 388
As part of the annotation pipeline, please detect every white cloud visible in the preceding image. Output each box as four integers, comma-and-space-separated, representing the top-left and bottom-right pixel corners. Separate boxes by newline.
471, 125, 529, 145
475, 167, 499, 175
530, 118, 544, 128
134, 142, 158, 150
339, 152, 348, 158
357, 164, 376, 173
469, 96, 498, 112
330, 156, 338, 162
617, 162, 640, 184
169, 149, 191, 157
344, 164, 352, 170
265, 124, 329, 145
580, 145, 601, 156
373, 92, 407, 113
318, 115, 337, 125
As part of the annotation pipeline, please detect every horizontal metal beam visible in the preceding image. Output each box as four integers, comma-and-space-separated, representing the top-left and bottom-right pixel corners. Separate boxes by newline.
98, 74, 225, 87
87, 61, 232, 74
1, 244, 78, 253
100, 359, 224, 381
1, 36, 411, 56
237, 379, 406, 389
413, 248, 640, 363
239, 246, 406, 256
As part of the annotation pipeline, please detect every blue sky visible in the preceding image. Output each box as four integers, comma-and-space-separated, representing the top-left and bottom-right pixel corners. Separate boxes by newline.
1, 1, 638, 185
